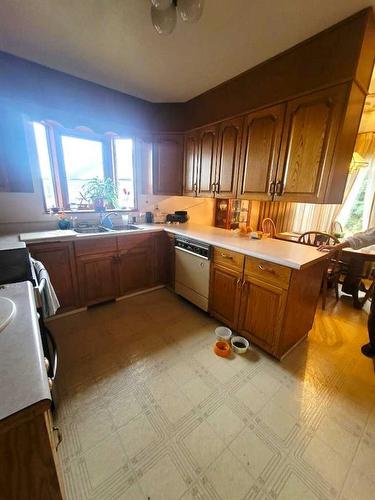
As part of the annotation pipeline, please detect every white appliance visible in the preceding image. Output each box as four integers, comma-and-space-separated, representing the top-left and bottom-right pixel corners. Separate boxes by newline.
174, 236, 211, 311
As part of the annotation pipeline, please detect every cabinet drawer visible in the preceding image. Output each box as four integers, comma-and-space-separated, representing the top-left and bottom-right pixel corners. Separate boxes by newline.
213, 247, 244, 271
74, 237, 117, 256
117, 233, 156, 251
245, 256, 291, 289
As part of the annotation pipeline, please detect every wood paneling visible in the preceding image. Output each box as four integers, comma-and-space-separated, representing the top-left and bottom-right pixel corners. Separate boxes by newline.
197, 126, 217, 197
209, 264, 241, 329
238, 104, 285, 200
28, 241, 80, 311
275, 84, 348, 202
152, 134, 183, 195
215, 117, 243, 198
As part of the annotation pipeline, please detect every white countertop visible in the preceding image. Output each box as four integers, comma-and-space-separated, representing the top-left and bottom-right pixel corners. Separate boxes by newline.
19, 223, 327, 269
0, 234, 26, 251
0, 281, 51, 421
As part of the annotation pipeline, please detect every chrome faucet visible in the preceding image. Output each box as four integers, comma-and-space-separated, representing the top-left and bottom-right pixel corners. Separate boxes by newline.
100, 212, 119, 229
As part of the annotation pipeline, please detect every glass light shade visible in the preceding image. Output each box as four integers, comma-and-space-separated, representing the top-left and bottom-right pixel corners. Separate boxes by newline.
150, 0, 173, 10
151, 4, 177, 34
178, 0, 204, 23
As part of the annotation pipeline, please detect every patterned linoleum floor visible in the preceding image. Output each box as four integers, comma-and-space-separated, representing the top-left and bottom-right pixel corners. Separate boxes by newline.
49, 288, 375, 500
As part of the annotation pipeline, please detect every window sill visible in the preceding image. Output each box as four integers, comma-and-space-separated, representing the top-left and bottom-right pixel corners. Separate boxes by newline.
47, 208, 137, 215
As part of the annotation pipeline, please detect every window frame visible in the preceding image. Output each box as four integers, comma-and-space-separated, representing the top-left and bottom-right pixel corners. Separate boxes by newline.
36, 122, 137, 212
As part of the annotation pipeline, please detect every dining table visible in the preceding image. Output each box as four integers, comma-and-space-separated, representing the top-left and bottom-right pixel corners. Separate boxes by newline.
275, 232, 375, 309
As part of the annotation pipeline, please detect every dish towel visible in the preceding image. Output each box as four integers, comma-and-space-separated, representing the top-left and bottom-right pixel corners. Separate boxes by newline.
31, 258, 60, 318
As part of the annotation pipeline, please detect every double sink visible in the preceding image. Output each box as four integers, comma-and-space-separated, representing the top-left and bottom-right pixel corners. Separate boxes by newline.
74, 225, 142, 234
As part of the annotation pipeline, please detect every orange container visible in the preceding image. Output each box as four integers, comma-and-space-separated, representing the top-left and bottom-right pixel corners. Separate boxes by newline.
214, 341, 231, 358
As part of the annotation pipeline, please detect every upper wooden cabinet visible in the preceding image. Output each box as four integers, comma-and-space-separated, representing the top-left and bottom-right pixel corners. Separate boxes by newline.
237, 104, 285, 201
215, 117, 243, 198
197, 125, 218, 197
274, 84, 348, 202
152, 134, 183, 195
183, 131, 199, 196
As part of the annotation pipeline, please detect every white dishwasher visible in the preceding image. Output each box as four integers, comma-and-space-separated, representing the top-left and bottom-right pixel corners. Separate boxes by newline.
174, 236, 211, 311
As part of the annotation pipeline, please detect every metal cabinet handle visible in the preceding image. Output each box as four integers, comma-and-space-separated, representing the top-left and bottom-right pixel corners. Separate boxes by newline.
193, 182, 197, 195
220, 253, 233, 260
236, 277, 241, 286
241, 280, 247, 288
258, 264, 275, 274
215, 182, 220, 194
275, 180, 284, 196
269, 180, 276, 196
52, 426, 63, 451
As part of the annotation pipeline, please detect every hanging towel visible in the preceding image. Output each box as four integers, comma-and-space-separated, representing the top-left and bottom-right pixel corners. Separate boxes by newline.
31, 258, 60, 317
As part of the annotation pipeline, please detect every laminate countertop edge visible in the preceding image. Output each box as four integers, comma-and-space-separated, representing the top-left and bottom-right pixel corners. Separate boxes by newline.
18, 224, 328, 270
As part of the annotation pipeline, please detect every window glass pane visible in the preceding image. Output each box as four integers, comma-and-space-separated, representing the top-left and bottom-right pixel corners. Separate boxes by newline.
114, 138, 135, 209
61, 135, 104, 207
33, 122, 57, 210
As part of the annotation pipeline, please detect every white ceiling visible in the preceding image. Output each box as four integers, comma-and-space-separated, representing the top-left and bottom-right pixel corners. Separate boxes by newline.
0, 0, 374, 102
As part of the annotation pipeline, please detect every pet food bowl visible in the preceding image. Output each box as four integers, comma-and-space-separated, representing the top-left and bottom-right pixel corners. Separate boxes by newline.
214, 341, 231, 358
231, 336, 249, 354
215, 326, 232, 342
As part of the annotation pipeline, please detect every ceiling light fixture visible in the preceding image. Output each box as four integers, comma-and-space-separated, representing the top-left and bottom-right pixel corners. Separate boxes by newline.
150, 0, 204, 35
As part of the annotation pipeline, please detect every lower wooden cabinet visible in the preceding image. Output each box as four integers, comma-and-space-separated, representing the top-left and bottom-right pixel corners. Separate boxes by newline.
28, 241, 80, 312
76, 252, 119, 306
0, 404, 65, 500
209, 248, 326, 358
237, 277, 287, 353
209, 264, 241, 329
118, 235, 155, 295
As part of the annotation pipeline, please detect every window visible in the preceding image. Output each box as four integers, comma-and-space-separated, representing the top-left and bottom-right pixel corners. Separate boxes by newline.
337, 165, 375, 235
32, 122, 136, 211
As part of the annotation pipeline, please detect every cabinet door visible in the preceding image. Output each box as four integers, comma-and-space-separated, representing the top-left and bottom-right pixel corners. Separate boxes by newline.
237, 276, 287, 354
183, 131, 198, 196
77, 253, 118, 306
155, 232, 172, 286
275, 85, 347, 202
237, 104, 285, 200
118, 239, 155, 295
28, 241, 79, 312
152, 134, 183, 195
197, 126, 217, 197
209, 264, 241, 330
215, 117, 243, 198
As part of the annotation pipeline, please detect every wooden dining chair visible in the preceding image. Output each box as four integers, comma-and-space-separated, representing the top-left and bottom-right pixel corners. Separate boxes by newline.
298, 231, 342, 310
261, 218, 277, 238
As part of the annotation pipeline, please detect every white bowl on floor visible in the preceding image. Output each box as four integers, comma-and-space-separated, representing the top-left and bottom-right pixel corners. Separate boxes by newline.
215, 326, 232, 342
231, 336, 249, 354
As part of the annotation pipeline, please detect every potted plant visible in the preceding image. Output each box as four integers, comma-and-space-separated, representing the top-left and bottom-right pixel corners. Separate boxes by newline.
80, 177, 118, 212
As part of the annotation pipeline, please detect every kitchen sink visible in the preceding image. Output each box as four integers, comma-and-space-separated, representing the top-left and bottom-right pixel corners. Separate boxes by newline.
74, 224, 142, 234
74, 226, 112, 234
111, 225, 142, 231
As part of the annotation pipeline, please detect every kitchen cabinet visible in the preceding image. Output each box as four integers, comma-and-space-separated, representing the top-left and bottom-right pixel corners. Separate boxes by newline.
28, 241, 80, 312
274, 84, 348, 202
117, 234, 155, 295
215, 117, 243, 198
209, 248, 326, 359
155, 232, 174, 287
209, 264, 241, 329
76, 252, 119, 305
183, 131, 199, 196
197, 125, 218, 197
237, 104, 285, 201
152, 134, 183, 195
237, 277, 287, 353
